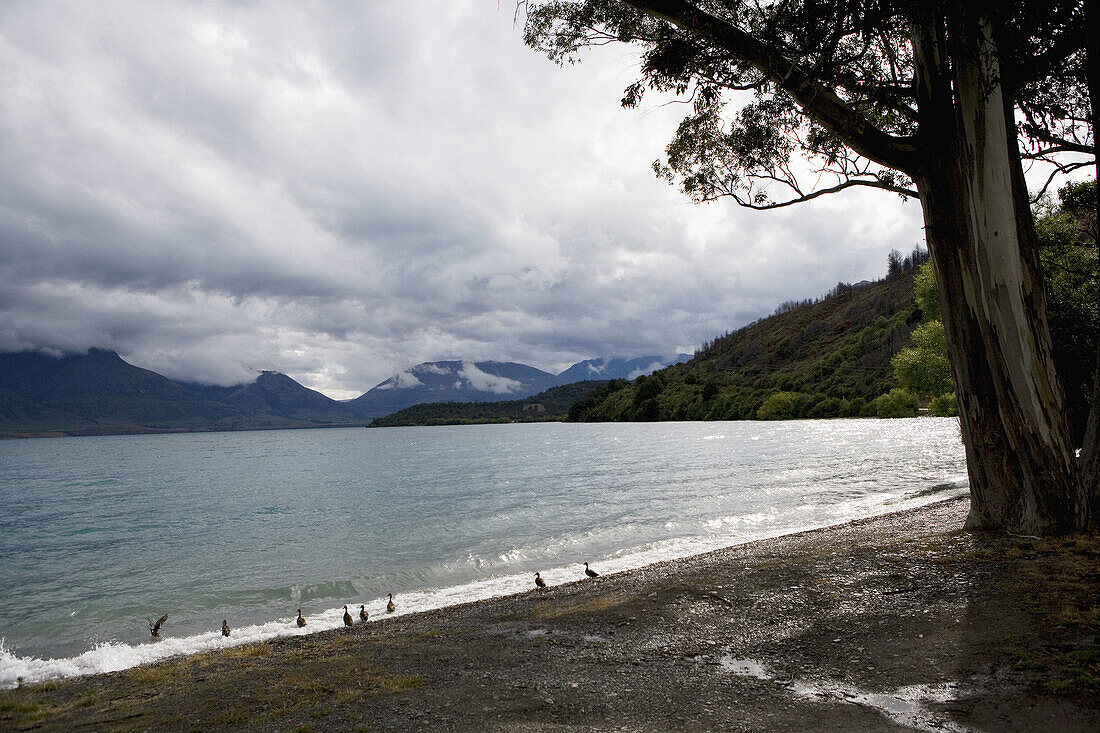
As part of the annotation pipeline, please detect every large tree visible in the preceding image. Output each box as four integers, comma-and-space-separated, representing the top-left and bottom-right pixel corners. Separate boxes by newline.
524, 0, 1098, 534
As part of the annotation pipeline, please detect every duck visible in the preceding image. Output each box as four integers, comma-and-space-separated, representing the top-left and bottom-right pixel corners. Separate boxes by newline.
359, 604, 369, 622
386, 593, 396, 613
148, 613, 168, 637
584, 562, 599, 578
343, 605, 354, 627
221, 619, 231, 637
535, 572, 547, 589
296, 608, 306, 627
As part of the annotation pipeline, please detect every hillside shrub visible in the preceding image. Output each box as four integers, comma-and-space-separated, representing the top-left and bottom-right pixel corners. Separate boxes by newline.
871, 389, 919, 418
757, 391, 801, 420
929, 392, 958, 417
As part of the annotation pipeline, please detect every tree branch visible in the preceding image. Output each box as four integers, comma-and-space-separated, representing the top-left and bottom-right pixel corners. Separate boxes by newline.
720, 178, 918, 210
621, 0, 919, 173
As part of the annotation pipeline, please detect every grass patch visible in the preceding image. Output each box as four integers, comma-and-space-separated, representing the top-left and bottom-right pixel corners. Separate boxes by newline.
0, 698, 41, 714
181, 651, 218, 669
224, 642, 272, 659
417, 628, 443, 639
129, 664, 182, 686
76, 691, 100, 708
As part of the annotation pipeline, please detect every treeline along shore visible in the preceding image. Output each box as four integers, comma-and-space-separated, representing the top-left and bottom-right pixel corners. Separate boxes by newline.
3, 497, 1097, 731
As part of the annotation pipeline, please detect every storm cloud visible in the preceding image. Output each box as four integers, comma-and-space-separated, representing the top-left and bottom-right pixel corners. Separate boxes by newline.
0, 0, 924, 398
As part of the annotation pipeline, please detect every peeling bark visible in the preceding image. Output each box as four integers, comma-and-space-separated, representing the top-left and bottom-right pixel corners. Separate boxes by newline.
913, 10, 1085, 534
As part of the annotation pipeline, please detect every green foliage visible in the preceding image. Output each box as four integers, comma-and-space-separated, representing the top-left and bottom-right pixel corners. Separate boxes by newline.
756, 391, 800, 420
891, 320, 953, 397
913, 262, 941, 321
871, 389, 919, 418
1035, 180, 1099, 443
891, 260, 956, 414
929, 392, 958, 417
569, 271, 921, 422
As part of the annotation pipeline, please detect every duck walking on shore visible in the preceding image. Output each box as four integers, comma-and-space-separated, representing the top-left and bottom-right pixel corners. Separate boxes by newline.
584, 562, 599, 578
535, 572, 547, 589
343, 605, 354, 627
359, 604, 369, 622
296, 609, 306, 627
148, 613, 168, 637
221, 620, 231, 637
386, 593, 396, 613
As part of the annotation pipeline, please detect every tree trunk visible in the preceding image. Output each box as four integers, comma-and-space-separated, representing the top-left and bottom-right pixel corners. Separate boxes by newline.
912, 11, 1086, 534
1081, 0, 1100, 526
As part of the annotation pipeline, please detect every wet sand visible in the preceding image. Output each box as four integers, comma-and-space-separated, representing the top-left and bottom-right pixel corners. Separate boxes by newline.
2, 496, 1098, 731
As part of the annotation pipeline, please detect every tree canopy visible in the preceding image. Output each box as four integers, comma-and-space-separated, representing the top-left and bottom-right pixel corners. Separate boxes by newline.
525, 0, 1098, 534
525, 1, 1091, 208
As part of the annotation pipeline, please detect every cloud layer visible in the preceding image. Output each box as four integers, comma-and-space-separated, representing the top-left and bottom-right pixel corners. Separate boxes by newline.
0, 0, 924, 398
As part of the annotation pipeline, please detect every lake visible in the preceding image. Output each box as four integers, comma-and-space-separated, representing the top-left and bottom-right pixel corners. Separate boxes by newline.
0, 418, 967, 686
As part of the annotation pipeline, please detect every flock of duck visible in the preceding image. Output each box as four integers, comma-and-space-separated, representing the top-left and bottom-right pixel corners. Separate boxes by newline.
147, 563, 600, 639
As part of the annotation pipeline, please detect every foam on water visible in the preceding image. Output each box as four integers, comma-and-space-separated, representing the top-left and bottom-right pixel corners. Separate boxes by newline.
0, 479, 966, 688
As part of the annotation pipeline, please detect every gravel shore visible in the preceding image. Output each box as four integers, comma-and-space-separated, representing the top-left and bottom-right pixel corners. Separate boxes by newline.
3, 496, 1098, 731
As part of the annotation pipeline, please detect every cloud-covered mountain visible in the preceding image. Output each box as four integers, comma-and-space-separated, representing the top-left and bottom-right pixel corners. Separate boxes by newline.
346, 361, 561, 420
0, 349, 240, 435
0, 350, 364, 436
0, 349, 698, 436
346, 355, 694, 420
555, 354, 692, 384
183, 371, 361, 425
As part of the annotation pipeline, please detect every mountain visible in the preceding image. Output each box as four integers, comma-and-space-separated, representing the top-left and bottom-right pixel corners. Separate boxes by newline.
555, 354, 691, 384
367, 381, 609, 427
0, 351, 366, 437
202, 371, 360, 425
346, 361, 561, 420
0, 349, 240, 436
568, 271, 921, 422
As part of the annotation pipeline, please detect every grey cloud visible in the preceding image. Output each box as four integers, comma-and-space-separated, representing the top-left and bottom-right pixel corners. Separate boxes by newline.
0, 0, 925, 399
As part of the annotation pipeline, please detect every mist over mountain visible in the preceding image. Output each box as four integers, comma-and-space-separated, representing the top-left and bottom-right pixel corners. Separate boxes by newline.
0, 349, 242, 435
0, 351, 689, 436
555, 355, 691, 384
345, 361, 561, 420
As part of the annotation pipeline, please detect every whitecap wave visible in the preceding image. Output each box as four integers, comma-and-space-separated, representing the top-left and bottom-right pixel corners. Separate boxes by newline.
0, 480, 967, 689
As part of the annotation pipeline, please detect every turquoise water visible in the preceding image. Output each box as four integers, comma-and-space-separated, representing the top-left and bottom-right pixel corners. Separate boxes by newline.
0, 419, 967, 685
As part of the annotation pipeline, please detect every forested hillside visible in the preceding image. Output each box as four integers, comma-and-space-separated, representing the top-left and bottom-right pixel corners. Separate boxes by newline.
569, 265, 923, 422
368, 381, 607, 427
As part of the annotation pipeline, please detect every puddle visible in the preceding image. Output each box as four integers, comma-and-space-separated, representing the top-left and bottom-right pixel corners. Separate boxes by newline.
719, 657, 770, 680
718, 655, 971, 732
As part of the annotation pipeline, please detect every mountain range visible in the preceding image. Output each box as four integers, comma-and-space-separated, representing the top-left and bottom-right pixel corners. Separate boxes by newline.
347, 355, 690, 420
0, 350, 687, 437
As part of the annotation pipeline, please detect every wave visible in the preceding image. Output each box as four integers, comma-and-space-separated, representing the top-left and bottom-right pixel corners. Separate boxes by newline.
0, 479, 967, 689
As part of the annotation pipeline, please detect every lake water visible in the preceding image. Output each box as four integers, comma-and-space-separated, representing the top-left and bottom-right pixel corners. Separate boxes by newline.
0, 418, 968, 687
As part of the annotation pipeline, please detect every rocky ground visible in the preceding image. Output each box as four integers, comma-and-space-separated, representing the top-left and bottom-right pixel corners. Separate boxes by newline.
2, 497, 1098, 731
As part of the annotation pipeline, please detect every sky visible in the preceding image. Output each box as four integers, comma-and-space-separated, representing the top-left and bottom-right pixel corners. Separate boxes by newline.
0, 0, 925, 399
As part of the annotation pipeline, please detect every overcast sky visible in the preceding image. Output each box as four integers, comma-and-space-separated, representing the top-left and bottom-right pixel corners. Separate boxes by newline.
0, 1, 924, 399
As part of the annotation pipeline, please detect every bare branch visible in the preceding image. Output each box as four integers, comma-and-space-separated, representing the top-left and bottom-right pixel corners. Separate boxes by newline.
622, 0, 919, 173
1028, 160, 1093, 203
719, 178, 918, 210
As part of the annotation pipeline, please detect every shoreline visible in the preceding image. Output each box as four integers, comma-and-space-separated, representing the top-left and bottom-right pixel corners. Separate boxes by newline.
0, 486, 967, 687
3, 496, 1097, 731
